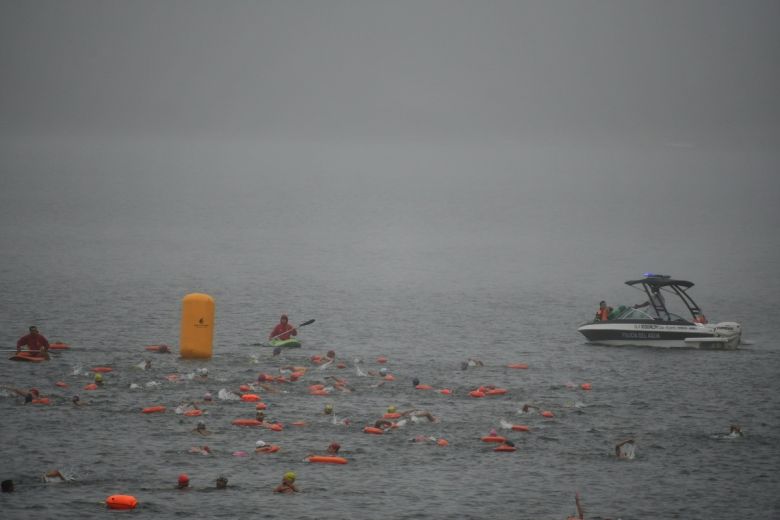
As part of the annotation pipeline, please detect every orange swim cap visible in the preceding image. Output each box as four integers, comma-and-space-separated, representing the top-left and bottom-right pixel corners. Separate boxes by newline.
178, 474, 189, 484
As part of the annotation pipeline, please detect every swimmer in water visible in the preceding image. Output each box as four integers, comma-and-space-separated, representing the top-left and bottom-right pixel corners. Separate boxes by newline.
1, 479, 14, 492
42, 470, 67, 483
520, 403, 538, 414
374, 419, 394, 430
94, 373, 104, 386
193, 421, 211, 436
460, 358, 484, 370
728, 424, 743, 437
216, 476, 228, 489
412, 378, 420, 387
566, 491, 585, 520
615, 438, 636, 459
274, 471, 299, 493
5, 386, 41, 404
177, 474, 190, 489
71, 395, 86, 406
324, 404, 334, 415
189, 445, 211, 456
400, 409, 438, 423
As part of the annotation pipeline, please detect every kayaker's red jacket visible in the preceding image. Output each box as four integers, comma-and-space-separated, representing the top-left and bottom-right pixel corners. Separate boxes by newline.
17, 333, 50, 352
269, 323, 297, 341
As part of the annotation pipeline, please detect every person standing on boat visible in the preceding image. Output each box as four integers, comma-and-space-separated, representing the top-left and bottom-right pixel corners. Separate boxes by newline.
269, 315, 298, 341
633, 288, 665, 315
16, 326, 50, 355
594, 301, 612, 321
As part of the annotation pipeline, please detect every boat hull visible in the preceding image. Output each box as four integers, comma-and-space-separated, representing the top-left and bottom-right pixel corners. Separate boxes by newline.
578, 320, 741, 349
267, 338, 302, 349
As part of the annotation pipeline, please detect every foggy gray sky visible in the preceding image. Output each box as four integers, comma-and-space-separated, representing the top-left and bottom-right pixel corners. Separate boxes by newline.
2, 1, 778, 147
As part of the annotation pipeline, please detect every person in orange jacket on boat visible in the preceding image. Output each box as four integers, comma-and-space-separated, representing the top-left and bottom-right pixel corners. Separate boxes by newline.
16, 326, 50, 355
269, 315, 298, 341
594, 301, 611, 321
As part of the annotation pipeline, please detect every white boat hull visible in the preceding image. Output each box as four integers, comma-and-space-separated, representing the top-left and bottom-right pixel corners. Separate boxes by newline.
578, 321, 741, 349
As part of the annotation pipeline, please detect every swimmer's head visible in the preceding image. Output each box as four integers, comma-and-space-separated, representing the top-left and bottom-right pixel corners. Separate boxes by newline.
324, 404, 333, 414
272, 347, 282, 357
94, 373, 103, 383
178, 473, 190, 486
379, 367, 388, 376
216, 476, 227, 489
412, 378, 420, 387
203, 392, 213, 401
255, 440, 266, 448
283, 471, 296, 483
326, 350, 336, 359
196, 421, 206, 430
198, 368, 208, 376
387, 405, 396, 413
72, 395, 80, 403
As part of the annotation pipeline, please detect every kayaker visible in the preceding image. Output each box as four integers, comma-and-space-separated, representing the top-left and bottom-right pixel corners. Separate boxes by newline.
16, 326, 50, 356
269, 315, 297, 341
326, 441, 341, 454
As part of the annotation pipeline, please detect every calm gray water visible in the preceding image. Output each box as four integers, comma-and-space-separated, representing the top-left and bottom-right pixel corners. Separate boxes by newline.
1, 141, 779, 519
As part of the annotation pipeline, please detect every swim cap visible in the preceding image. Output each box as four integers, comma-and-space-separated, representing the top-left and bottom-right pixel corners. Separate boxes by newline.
255, 440, 266, 448
284, 471, 296, 482
197, 421, 205, 428
324, 404, 333, 413
178, 473, 189, 484
94, 374, 103, 382
203, 392, 213, 401
412, 378, 420, 386
326, 350, 336, 359
379, 368, 388, 376
387, 405, 396, 413
198, 368, 208, 376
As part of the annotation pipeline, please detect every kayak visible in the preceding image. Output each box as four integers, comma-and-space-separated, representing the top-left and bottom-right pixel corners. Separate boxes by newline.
267, 338, 302, 349
10, 352, 48, 363
49, 342, 70, 350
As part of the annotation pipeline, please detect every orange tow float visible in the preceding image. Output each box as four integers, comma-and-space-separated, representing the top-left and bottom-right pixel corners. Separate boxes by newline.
106, 495, 138, 510
307, 456, 348, 464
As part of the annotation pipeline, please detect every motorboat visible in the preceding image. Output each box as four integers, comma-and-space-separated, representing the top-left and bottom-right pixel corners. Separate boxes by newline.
577, 274, 742, 348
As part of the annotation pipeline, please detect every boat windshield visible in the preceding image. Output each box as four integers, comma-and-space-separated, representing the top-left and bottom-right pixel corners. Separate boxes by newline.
613, 307, 654, 320
612, 306, 690, 322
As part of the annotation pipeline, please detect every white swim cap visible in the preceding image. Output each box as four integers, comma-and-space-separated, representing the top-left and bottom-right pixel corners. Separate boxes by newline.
379, 368, 388, 376
255, 440, 266, 448
204, 392, 213, 400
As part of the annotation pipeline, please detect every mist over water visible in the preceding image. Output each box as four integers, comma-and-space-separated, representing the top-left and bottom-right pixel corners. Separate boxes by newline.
2, 2, 780, 518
